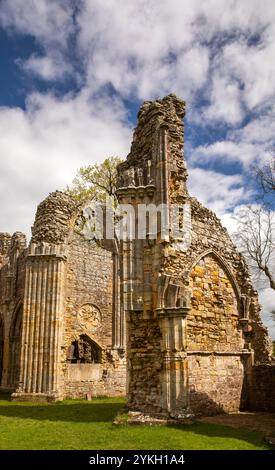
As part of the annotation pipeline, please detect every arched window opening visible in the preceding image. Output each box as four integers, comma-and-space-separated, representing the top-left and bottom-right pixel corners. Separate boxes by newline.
9, 304, 23, 388
67, 335, 101, 364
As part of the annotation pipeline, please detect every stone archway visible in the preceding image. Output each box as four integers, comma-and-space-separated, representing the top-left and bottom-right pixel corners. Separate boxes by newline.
187, 253, 246, 415
9, 304, 23, 388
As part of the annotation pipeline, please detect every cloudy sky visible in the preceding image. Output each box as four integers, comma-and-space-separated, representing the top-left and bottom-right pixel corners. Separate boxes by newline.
0, 0, 274, 336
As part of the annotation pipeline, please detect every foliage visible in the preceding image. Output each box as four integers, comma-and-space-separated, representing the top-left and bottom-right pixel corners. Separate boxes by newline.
66, 156, 123, 204
0, 395, 270, 450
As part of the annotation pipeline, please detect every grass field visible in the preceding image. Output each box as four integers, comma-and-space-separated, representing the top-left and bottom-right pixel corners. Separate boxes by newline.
0, 394, 270, 450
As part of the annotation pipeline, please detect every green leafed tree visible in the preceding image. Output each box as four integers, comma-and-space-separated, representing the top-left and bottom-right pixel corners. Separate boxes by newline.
66, 156, 123, 203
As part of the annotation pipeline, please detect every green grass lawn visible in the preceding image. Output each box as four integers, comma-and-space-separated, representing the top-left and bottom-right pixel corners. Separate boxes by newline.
0, 393, 270, 450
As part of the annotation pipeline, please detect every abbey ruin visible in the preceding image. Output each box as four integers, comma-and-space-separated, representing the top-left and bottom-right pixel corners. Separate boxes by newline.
0, 94, 274, 417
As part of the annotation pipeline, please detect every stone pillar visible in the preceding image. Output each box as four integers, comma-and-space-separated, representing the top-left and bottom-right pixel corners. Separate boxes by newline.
157, 307, 190, 417
12, 242, 66, 401
112, 251, 125, 350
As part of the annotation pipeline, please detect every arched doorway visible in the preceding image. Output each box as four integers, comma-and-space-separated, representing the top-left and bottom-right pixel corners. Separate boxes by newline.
9, 304, 23, 388
0, 316, 4, 385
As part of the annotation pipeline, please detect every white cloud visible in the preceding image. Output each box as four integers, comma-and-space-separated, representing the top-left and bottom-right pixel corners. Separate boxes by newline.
0, 0, 73, 47
1, 0, 275, 111
18, 54, 73, 81
190, 139, 273, 170
202, 74, 244, 125
0, 0, 275, 340
0, 91, 132, 238
188, 168, 251, 219
259, 288, 275, 339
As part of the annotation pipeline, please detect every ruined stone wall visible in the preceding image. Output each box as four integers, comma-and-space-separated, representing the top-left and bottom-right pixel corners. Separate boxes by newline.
186, 255, 249, 414
0, 232, 27, 390
127, 313, 163, 414
117, 94, 272, 418
62, 234, 126, 398
247, 364, 275, 412
162, 196, 271, 363
188, 255, 243, 352
31, 191, 79, 244
188, 354, 247, 415
9, 191, 126, 401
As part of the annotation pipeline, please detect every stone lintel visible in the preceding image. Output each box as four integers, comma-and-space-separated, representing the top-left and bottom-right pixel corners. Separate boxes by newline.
27, 253, 67, 261
156, 307, 190, 318
116, 185, 156, 199
186, 350, 252, 356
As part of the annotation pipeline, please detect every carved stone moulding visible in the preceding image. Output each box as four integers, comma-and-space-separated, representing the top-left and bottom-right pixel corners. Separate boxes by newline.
77, 303, 102, 332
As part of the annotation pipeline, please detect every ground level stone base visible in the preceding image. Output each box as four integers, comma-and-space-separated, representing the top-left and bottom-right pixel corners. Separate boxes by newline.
116, 410, 195, 426
11, 393, 60, 402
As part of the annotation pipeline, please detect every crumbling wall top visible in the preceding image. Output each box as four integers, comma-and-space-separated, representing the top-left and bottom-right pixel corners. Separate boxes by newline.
31, 191, 80, 244
122, 94, 186, 168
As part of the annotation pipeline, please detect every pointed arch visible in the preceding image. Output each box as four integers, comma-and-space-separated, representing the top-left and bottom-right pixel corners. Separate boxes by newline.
188, 249, 241, 301
67, 334, 102, 364
8, 302, 23, 388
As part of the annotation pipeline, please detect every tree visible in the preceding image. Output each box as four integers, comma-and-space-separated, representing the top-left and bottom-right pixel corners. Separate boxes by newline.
66, 156, 123, 203
257, 155, 275, 196
235, 205, 275, 291
235, 152, 275, 291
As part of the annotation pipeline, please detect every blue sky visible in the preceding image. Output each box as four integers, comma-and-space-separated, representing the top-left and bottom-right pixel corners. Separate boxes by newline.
0, 0, 274, 336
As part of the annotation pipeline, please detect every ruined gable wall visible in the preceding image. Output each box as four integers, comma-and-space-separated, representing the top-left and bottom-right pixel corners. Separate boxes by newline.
12, 190, 125, 401
162, 197, 271, 414
31, 191, 80, 244
118, 94, 272, 417
163, 196, 271, 363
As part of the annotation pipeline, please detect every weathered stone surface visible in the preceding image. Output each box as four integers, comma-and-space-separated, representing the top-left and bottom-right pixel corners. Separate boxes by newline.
0, 93, 273, 416
247, 364, 275, 412
116, 94, 273, 418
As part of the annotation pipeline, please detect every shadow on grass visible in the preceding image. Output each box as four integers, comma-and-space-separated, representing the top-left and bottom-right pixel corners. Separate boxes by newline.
0, 393, 270, 448
0, 394, 124, 423
170, 423, 270, 449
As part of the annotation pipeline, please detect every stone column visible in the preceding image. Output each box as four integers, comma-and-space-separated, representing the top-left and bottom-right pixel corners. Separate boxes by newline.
12, 242, 66, 401
157, 307, 190, 417
112, 251, 126, 350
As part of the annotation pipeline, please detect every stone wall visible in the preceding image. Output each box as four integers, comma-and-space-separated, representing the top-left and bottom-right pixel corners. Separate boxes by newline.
247, 364, 275, 412
117, 94, 273, 419
3, 193, 126, 401
62, 234, 126, 399
127, 313, 163, 414
31, 191, 79, 244
188, 354, 249, 415
188, 255, 243, 352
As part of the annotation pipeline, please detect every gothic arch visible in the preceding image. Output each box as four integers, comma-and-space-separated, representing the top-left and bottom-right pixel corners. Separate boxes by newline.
188, 249, 241, 301
187, 250, 245, 353
8, 302, 23, 388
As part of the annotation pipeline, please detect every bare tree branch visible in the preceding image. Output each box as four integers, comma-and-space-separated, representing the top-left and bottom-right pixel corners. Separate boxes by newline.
235, 206, 275, 291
